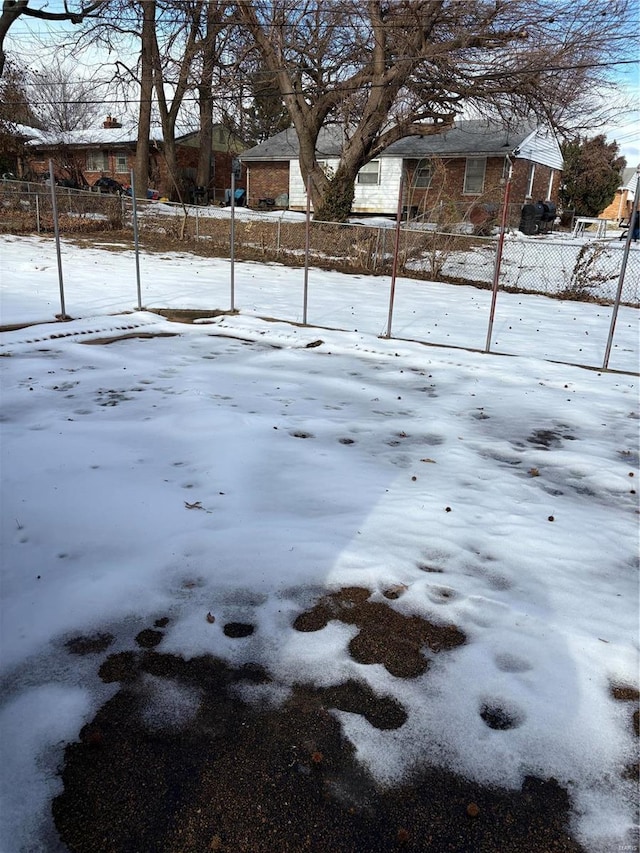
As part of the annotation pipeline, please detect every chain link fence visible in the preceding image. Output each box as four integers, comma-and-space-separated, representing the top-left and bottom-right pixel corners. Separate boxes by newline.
0, 179, 126, 234
2, 179, 638, 311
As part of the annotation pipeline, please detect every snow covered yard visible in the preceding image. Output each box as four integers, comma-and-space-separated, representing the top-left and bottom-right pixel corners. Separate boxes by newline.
0, 235, 638, 372
0, 236, 638, 852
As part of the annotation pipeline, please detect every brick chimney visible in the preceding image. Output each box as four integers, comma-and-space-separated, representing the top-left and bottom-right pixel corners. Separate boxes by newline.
103, 115, 122, 129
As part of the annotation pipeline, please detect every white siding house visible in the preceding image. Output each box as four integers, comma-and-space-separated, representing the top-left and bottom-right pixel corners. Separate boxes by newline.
242, 120, 564, 215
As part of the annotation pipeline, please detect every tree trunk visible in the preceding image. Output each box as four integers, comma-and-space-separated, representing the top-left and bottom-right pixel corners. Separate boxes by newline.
196, 91, 213, 192
310, 142, 374, 222
296, 134, 330, 218
196, 1, 217, 192
151, 1, 203, 203
134, 0, 154, 198
0, 2, 24, 79
1, 0, 104, 80
161, 134, 180, 201
313, 167, 356, 223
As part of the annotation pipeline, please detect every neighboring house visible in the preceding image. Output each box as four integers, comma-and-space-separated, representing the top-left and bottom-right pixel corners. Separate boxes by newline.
22, 117, 246, 202
599, 167, 638, 223
240, 119, 563, 217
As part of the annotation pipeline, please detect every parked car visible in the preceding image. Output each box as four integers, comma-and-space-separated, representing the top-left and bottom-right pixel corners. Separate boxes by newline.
37, 171, 85, 189
93, 177, 125, 195
57, 178, 86, 189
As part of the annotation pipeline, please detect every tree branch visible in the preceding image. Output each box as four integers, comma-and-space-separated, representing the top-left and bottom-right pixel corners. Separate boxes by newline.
1, 0, 106, 77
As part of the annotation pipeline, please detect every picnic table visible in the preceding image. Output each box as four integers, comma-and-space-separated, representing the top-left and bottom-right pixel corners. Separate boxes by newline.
571, 217, 607, 239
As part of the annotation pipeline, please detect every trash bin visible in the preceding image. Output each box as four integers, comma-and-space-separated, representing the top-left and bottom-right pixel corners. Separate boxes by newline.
519, 202, 543, 235
191, 186, 208, 205
538, 201, 556, 234
224, 188, 245, 206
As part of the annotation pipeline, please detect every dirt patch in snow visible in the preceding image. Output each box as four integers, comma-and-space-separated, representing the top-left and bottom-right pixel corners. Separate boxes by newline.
293, 586, 465, 678
52, 601, 585, 853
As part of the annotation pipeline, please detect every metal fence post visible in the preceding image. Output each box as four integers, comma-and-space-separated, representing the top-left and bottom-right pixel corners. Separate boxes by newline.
130, 169, 143, 311
603, 166, 640, 369
485, 157, 513, 352
230, 170, 236, 311
303, 174, 311, 324
384, 172, 405, 338
48, 159, 68, 320
35, 190, 40, 234
373, 227, 381, 270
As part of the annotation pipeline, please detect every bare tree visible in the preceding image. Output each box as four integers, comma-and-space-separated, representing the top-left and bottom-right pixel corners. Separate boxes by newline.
150, 0, 240, 200
67, 0, 159, 196
62, 0, 234, 200
193, 1, 236, 190
0, 0, 106, 78
26, 59, 103, 131
237, 0, 635, 222
112, 0, 234, 200
147, 0, 203, 200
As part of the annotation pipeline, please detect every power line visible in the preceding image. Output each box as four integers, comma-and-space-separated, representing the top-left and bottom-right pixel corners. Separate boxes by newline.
4, 55, 638, 104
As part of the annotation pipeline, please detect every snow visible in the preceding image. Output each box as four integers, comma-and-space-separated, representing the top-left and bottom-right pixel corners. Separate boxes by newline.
1, 235, 638, 371
22, 122, 185, 147
0, 234, 638, 853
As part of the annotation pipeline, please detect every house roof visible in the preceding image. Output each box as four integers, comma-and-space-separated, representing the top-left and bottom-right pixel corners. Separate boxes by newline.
22, 122, 246, 154
8, 123, 45, 141
23, 123, 201, 148
620, 167, 639, 196
240, 119, 563, 169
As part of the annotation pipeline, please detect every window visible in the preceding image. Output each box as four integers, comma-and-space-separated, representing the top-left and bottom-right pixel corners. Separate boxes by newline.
86, 150, 109, 171
357, 160, 380, 185
413, 162, 432, 188
526, 163, 536, 198
463, 158, 485, 194
115, 154, 129, 174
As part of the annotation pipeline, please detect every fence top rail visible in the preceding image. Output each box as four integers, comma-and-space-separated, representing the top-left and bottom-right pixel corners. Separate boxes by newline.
1, 178, 108, 197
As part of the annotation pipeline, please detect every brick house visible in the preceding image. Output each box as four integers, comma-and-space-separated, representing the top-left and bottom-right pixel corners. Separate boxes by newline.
240, 119, 563, 218
599, 167, 638, 224
22, 116, 246, 202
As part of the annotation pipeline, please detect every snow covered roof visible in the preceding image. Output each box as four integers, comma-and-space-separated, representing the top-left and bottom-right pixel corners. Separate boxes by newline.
7, 123, 43, 141
23, 123, 197, 147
